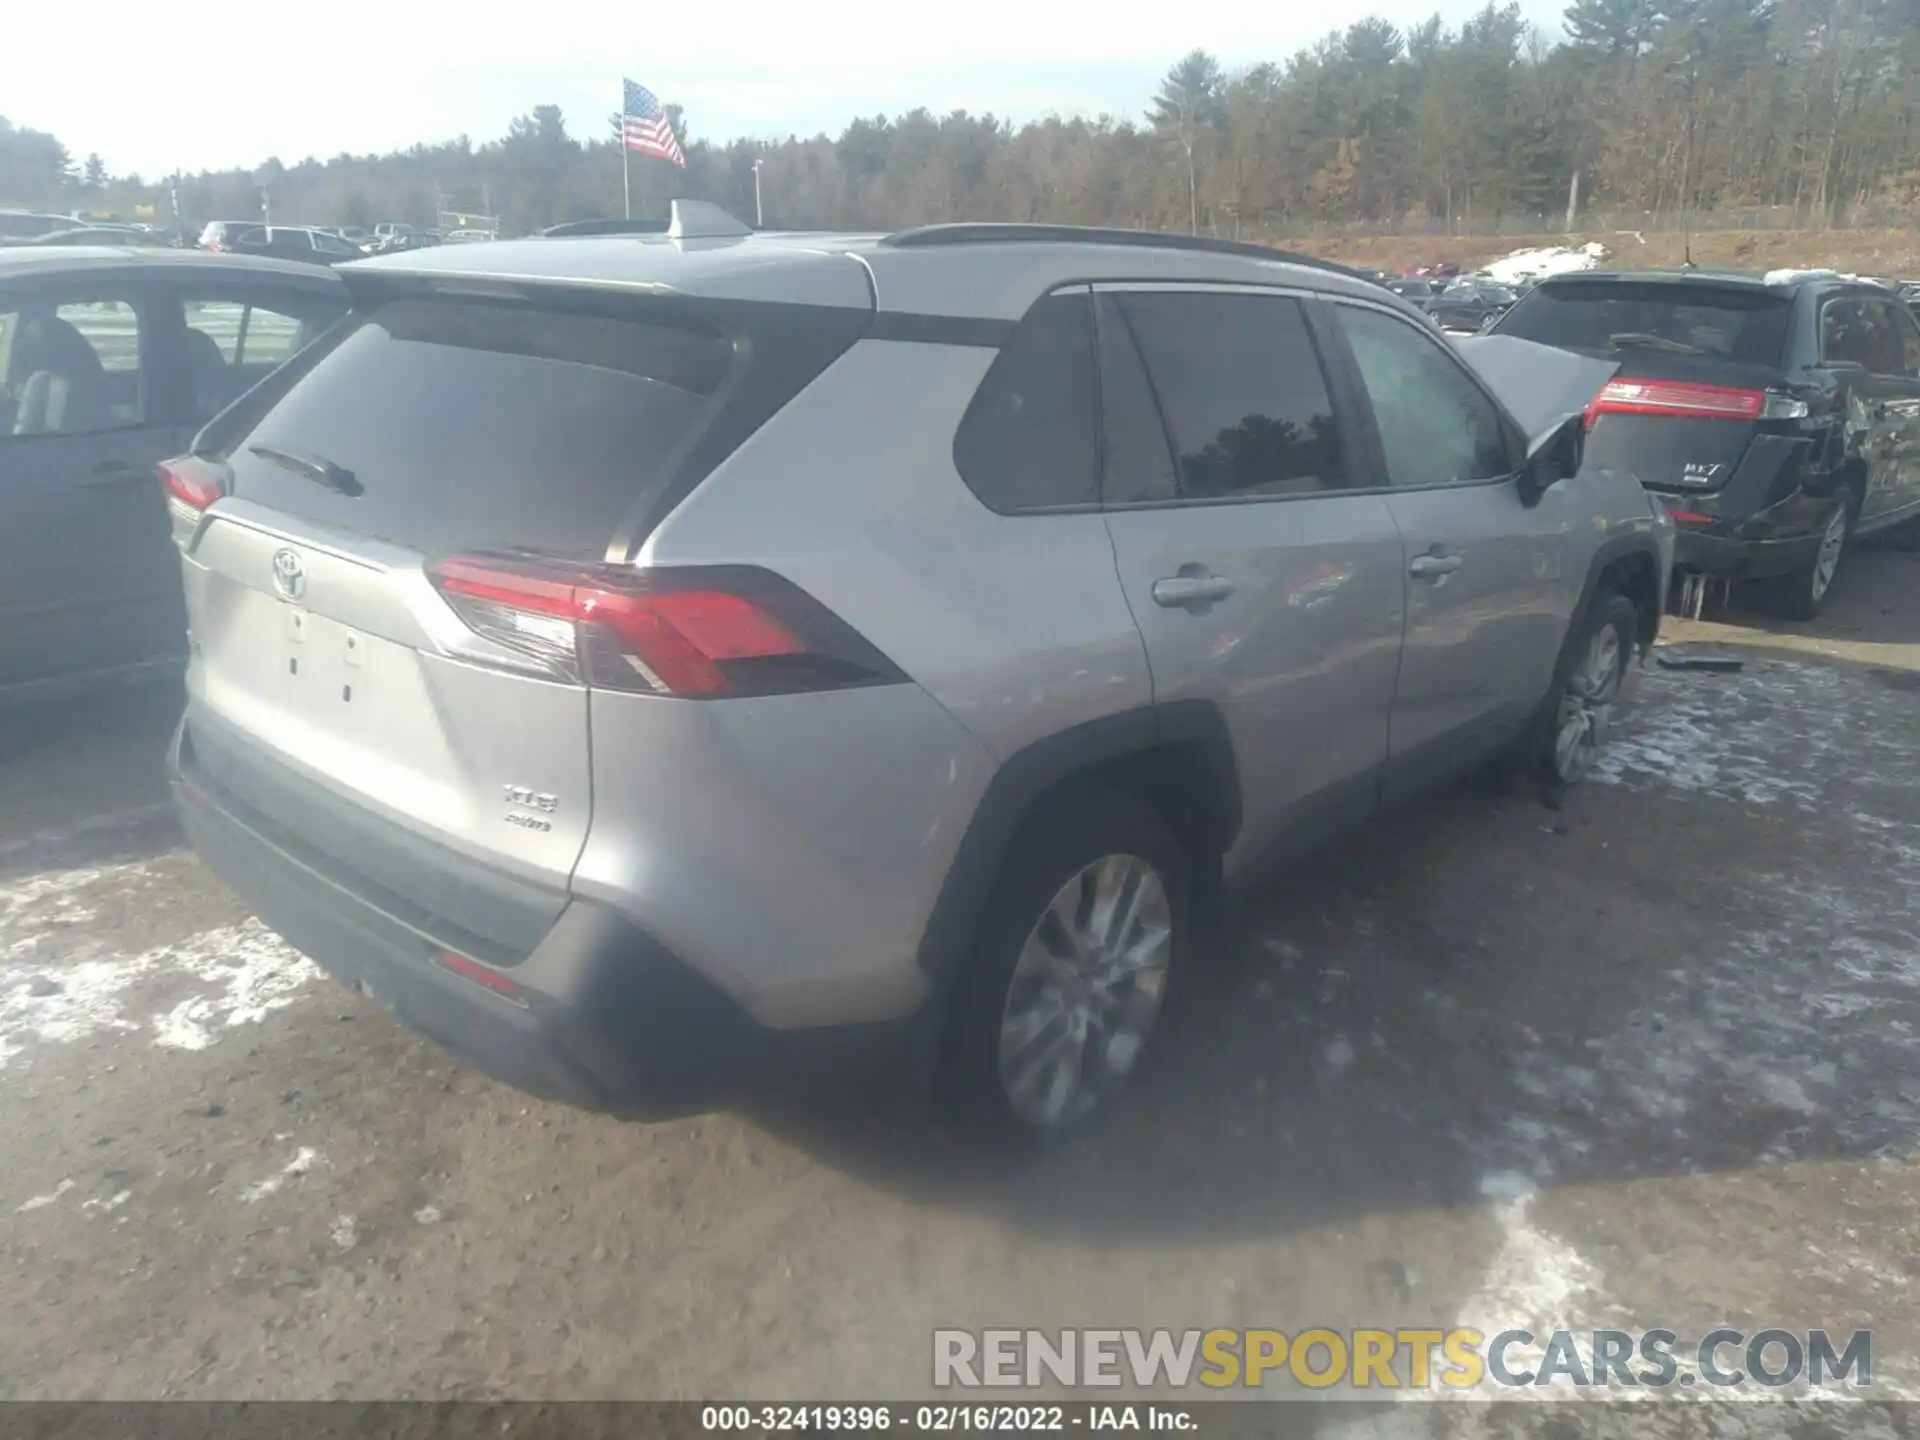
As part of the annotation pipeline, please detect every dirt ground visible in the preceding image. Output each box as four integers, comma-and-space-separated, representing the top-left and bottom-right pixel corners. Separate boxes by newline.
1293, 226, 1920, 282
3, 545, 1920, 1433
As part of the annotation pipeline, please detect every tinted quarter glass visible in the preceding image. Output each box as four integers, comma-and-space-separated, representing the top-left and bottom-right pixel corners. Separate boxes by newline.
223, 298, 734, 556
1115, 290, 1344, 499
1338, 304, 1514, 487
1499, 281, 1791, 365
952, 290, 1098, 511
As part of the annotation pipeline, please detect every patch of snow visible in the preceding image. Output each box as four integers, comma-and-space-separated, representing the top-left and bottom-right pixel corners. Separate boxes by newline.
1763, 267, 1876, 287
413, 1205, 443, 1225
240, 1146, 321, 1204
1482, 242, 1608, 285
14, 1179, 75, 1213
82, 1189, 131, 1216
1, 919, 319, 1069
329, 1214, 359, 1251
0, 858, 160, 937
1592, 660, 1907, 810
1439, 1179, 1605, 1397
1321, 1034, 1356, 1074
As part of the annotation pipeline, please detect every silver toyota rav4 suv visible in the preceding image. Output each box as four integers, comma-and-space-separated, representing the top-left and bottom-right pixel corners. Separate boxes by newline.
165, 207, 1673, 1135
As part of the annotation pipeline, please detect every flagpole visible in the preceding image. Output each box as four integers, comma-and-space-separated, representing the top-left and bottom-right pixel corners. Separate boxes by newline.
622, 141, 631, 220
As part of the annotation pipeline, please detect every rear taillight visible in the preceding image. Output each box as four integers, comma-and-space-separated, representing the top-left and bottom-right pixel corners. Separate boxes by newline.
1585, 379, 1809, 427
426, 555, 905, 698
159, 456, 228, 544
1666, 509, 1713, 524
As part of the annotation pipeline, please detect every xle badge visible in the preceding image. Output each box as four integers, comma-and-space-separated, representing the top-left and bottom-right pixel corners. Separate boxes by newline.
503, 784, 558, 833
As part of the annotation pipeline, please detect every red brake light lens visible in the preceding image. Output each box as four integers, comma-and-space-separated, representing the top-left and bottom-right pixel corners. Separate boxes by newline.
1585, 379, 1767, 427
427, 555, 903, 699
159, 456, 225, 511
159, 456, 229, 545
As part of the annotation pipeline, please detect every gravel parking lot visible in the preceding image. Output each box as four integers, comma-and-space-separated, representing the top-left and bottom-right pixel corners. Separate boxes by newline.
3, 548, 1918, 1425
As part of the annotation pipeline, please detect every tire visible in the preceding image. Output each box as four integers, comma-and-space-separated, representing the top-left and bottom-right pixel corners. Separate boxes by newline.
1766, 486, 1857, 621
1484, 587, 1638, 799
945, 788, 1188, 1140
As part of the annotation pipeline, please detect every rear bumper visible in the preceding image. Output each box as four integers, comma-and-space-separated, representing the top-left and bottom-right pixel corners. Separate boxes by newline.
170, 720, 912, 1111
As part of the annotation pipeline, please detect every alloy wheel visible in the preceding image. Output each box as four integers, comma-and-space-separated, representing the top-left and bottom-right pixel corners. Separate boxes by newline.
996, 854, 1172, 1131
1553, 623, 1627, 782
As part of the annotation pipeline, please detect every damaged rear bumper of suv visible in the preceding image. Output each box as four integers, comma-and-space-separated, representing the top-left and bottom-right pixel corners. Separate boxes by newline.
169, 715, 910, 1112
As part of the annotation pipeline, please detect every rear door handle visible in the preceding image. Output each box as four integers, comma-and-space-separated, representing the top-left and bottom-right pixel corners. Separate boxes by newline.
1151, 573, 1235, 607
1409, 553, 1463, 580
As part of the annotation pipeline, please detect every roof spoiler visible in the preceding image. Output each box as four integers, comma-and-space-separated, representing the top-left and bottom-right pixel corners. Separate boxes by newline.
667, 200, 753, 241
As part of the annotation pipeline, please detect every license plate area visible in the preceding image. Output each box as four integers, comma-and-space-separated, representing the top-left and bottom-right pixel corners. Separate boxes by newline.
279, 604, 371, 732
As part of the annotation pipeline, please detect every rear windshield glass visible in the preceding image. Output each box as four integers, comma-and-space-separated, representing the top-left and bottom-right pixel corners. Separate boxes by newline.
1498, 282, 1791, 366
224, 298, 734, 556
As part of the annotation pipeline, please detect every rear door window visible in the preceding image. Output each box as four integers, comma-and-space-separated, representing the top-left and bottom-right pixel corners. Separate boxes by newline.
1499, 282, 1792, 366
215, 297, 738, 556
1110, 289, 1346, 500
951, 290, 1098, 512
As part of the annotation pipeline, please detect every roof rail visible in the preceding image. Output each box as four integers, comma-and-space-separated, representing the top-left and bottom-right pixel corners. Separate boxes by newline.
878, 223, 1363, 278
540, 217, 672, 238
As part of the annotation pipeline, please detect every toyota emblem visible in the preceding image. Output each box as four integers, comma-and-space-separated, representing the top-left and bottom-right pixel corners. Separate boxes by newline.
271, 548, 307, 601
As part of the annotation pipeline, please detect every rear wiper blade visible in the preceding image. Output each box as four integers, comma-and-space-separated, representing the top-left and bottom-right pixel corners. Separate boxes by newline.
248, 444, 362, 497
1607, 332, 1701, 355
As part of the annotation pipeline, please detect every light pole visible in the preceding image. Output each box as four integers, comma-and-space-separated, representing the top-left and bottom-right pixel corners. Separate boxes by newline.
752, 159, 764, 228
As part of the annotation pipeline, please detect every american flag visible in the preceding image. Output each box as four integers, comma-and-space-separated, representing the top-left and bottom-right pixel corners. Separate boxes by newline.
623, 79, 686, 167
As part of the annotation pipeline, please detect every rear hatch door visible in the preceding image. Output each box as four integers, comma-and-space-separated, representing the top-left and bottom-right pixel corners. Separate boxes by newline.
176, 286, 763, 947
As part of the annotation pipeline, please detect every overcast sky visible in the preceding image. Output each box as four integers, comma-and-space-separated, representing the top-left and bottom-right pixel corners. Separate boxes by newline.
15, 0, 1567, 178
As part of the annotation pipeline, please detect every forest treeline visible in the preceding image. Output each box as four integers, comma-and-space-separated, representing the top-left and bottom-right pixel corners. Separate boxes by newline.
5, 0, 1919, 239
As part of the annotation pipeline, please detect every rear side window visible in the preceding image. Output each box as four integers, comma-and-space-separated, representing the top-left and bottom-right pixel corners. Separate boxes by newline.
222, 298, 735, 556
952, 291, 1098, 511
1498, 282, 1791, 366
1114, 290, 1345, 500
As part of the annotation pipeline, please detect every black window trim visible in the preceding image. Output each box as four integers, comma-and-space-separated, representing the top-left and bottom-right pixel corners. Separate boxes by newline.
1087, 279, 1369, 512
1314, 294, 1530, 497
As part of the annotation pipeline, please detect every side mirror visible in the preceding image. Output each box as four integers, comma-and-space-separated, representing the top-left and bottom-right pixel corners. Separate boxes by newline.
1520, 411, 1585, 504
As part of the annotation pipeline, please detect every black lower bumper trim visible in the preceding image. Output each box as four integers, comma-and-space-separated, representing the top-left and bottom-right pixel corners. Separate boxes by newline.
1671, 525, 1820, 580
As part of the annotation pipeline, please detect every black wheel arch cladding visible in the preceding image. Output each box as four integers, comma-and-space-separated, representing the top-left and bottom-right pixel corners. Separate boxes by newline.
913, 700, 1239, 997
